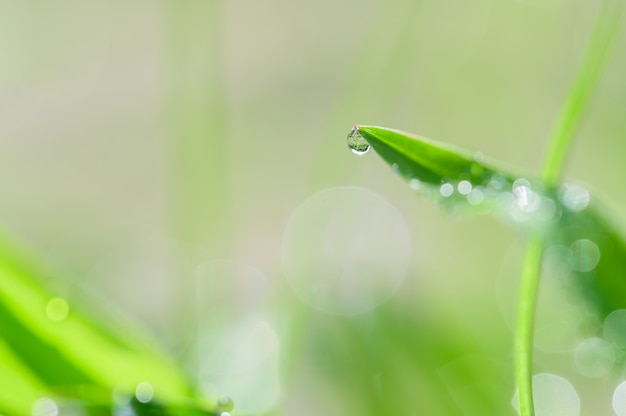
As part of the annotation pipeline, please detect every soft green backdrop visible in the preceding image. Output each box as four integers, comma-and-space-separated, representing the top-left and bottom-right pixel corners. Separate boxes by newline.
0, 1, 624, 415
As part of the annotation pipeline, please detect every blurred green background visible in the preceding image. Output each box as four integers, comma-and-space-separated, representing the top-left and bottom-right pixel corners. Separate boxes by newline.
1, 0, 625, 415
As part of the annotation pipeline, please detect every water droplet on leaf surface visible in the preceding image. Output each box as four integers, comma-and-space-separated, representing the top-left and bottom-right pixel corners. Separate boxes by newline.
559, 184, 590, 212
217, 396, 234, 412
439, 183, 454, 198
46, 297, 69, 322
347, 126, 370, 155
135, 382, 154, 403
457, 180, 472, 195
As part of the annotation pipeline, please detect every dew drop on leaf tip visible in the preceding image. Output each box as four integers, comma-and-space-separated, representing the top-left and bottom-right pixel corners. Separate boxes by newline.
347, 126, 370, 155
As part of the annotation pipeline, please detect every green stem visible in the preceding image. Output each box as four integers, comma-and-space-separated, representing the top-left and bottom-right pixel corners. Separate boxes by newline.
514, 2, 622, 415
541, 0, 623, 187
513, 234, 543, 416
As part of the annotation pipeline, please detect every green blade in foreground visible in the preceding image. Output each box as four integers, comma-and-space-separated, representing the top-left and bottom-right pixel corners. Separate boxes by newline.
0, 235, 218, 416
356, 125, 626, 321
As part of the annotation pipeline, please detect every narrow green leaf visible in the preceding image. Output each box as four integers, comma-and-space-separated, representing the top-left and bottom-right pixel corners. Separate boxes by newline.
356, 125, 626, 320
0, 235, 218, 415
357, 125, 512, 186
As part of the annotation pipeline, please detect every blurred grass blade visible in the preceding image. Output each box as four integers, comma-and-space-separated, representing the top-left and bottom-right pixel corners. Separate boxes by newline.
0, 339, 44, 415
541, 0, 624, 185
0, 236, 218, 415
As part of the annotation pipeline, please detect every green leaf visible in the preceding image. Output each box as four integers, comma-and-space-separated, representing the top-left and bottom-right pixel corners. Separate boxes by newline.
357, 125, 516, 186
356, 125, 626, 320
0, 235, 218, 415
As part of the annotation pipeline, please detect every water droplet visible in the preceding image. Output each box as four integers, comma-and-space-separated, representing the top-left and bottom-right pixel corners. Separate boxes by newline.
32, 398, 58, 416
488, 175, 509, 193
439, 183, 454, 198
409, 179, 421, 190
559, 184, 590, 212
220, 413, 231, 416
457, 180, 472, 195
511, 373, 580, 415
347, 126, 370, 155
391, 163, 400, 175
613, 380, 626, 416
473, 151, 484, 163
570, 239, 600, 272
46, 297, 69, 322
217, 396, 234, 412
574, 337, 614, 378
135, 381, 154, 403
487, 175, 506, 191
467, 188, 484, 205
512, 179, 539, 213
603, 310, 626, 349
512, 178, 531, 189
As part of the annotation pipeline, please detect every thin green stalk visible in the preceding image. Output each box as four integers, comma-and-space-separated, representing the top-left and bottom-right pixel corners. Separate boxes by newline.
514, 2, 623, 415
541, 0, 623, 186
514, 234, 543, 416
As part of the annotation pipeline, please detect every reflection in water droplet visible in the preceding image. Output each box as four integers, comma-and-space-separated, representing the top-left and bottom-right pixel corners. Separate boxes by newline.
217, 396, 234, 412
391, 163, 400, 175
347, 126, 370, 155
46, 297, 69, 322
457, 180, 472, 195
604, 310, 626, 349
488, 175, 507, 191
220, 413, 231, 416
473, 151, 484, 163
440, 183, 454, 198
559, 184, 590, 212
511, 373, 580, 416
570, 239, 600, 272
574, 337, 614, 378
512, 183, 539, 214
135, 381, 154, 403
613, 380, 626, 416
409, 179, 421, 190
32, 398, 58, 416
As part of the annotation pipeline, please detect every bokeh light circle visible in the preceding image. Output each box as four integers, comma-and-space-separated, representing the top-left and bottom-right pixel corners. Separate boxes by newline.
613, 380, 626, 416
282, 187, 412, 315
512, 373, 579, 416
603, 309, 626, 349
574, 337, 614, 378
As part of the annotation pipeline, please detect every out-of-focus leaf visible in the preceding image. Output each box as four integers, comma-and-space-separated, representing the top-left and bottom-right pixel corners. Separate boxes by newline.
356, 125, 626, 321
0, 235, 218, 416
